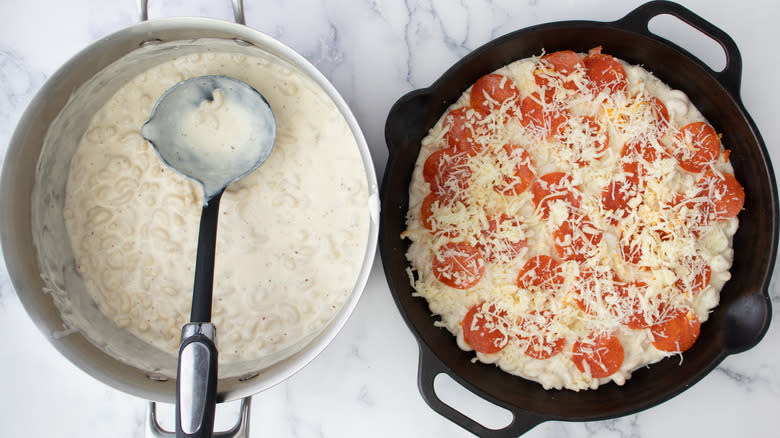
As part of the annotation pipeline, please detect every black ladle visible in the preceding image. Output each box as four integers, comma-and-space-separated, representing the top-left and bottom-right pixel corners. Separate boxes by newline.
142, 75, 275, 438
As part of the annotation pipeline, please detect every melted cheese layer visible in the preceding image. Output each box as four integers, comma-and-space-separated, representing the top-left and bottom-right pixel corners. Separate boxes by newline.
405, 52, 738, 391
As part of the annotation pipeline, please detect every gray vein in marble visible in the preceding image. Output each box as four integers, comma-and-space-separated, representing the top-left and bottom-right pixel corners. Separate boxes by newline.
0, 46, 46, 147
401, 0, 473, 87
718, 360, 780, 398
584, 414, 643, 438
304, 22, 345, 79
366, 0, 383, 15
715, 364, 761, 388
281, 376, 334, 438
357, 384, 375, 407
85, 0, 134, 39
432, 0, 473, 55
401, 0, 416, 87
350, 343, 363, 360
0, 47, 45, 310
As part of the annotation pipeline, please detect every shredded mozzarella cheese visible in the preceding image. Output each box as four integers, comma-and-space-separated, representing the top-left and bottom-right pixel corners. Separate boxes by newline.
404, 51, 739, 391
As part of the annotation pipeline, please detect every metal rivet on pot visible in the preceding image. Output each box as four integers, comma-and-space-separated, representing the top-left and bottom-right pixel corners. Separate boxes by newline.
232, 38, 252, 47
238, 372, 259, 382
147, 373, 169, 382
140, 39, 162, 48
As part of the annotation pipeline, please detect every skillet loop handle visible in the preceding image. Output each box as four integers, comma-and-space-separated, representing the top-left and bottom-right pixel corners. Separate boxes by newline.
137, 0, 247, 25
615, 0, 743, 96
417, 344, 543, 437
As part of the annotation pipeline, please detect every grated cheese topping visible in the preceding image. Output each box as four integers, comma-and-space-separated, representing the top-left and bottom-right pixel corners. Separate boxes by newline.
404, 49, 742, 391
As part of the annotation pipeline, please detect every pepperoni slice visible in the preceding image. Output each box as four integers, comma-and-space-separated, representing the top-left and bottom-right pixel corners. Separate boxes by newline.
666, 193, 709, 238
534, 50, 584, 98
619, 140, 665, 192
420, 193, 461, 238
675, 255, 712, 295
622, 139, 658, 162
650, 306, 701, 352
572, 331, 625, 378
531, 172, 581, 218
619, 227, 643, 265
422, 147, 472, 197
601, 161, 642, 224
470, 74, 521, 117
461, 303, 510, 354
670, 122, 721, 173
648, 96, 670, 138
559, 116, 609, 166
668, 171, 744, 234
695, 170, 745, 221
517, 254, 564, 290
476, 214, 527, 264
553, 213, 602, 263
575, 268, 616, 314
584, 46, 627, 94
492, 144, 535, 196
432, 242, 485, 289
612, 281, 654, 329
442, 107, 485, 154
520, 92, 570, 137
421, 193, 438, 231
621, 139, 667, 177
517, 310, 566, 360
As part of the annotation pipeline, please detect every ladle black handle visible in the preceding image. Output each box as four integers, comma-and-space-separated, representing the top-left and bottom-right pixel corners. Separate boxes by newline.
176, 192, 223, 438
191, 192, 223, 323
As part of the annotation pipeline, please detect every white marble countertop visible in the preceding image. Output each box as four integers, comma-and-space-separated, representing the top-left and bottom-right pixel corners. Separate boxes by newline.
1, 0, 778, 437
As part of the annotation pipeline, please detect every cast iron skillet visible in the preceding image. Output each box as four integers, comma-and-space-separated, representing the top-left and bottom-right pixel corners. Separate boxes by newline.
380, 1, 778, 436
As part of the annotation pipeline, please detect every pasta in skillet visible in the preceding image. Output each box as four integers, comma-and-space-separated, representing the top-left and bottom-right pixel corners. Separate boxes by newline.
403, 48, 743, 390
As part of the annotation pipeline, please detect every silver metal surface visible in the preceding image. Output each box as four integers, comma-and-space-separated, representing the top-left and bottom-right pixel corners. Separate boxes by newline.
181, 322, 216, 343
1, 0, 378, 409
177, 324, 216, 435
231, 0, 246, 25
138, 0, 148, 21
179, 341, 210, 434
146, 398, 252, 438
138, 0, 245, 24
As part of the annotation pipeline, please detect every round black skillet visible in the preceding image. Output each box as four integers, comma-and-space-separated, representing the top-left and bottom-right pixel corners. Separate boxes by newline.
380, 1, 778, 436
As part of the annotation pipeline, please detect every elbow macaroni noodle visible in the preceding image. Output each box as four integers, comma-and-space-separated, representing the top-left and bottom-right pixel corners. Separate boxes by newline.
64, 48, 370, 365
404, 50, 742, 390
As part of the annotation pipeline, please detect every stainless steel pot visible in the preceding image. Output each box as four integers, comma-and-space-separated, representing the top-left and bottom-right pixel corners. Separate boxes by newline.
0, 1, 378, 436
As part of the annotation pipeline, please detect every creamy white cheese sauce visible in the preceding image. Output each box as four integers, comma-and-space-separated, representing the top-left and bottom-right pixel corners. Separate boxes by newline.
405, 53, 738, 391
63, 49, 370, 365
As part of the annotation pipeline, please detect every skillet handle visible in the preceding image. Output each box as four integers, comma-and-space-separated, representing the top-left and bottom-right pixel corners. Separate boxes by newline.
384, 90, 432, 154
614, 0, 742, 96
417, 344, 544, 437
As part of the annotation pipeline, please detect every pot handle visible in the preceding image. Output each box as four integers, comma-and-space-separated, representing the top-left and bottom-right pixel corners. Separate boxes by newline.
146, 397, 252, 438
417, 343, 545, 437
614, 0, 742, 96
137, 0, 247, 24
